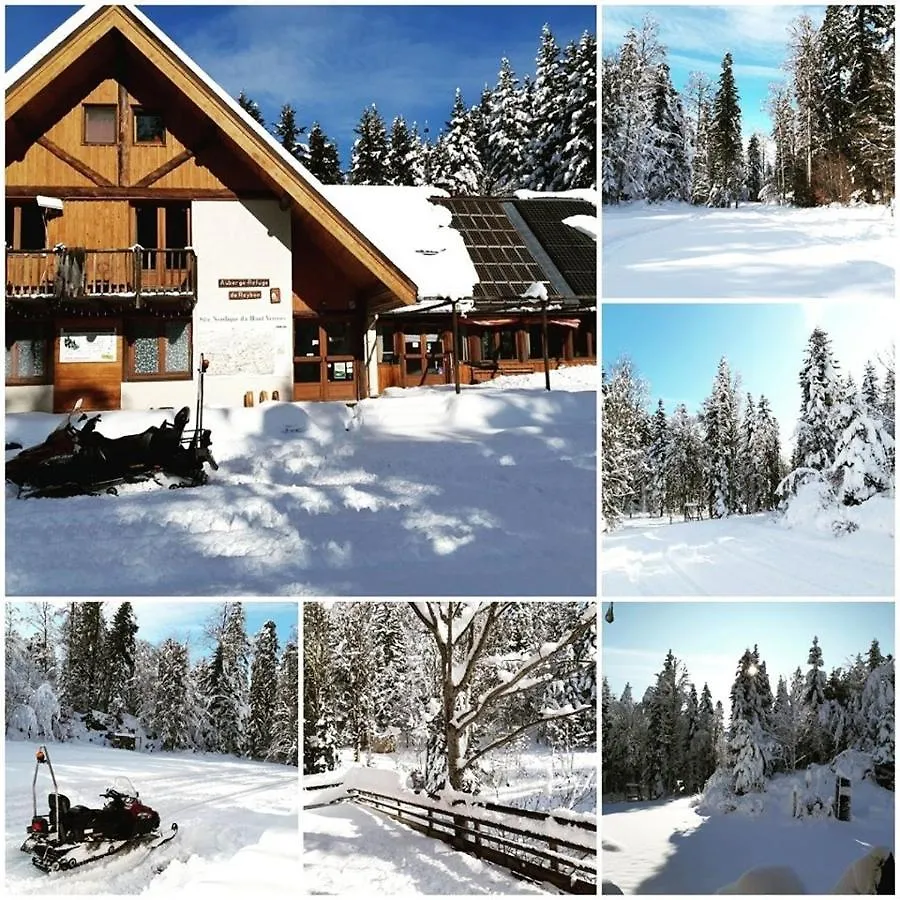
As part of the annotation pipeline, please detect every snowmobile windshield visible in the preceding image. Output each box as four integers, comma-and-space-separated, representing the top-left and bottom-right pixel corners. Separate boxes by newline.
107, 776, 138, 799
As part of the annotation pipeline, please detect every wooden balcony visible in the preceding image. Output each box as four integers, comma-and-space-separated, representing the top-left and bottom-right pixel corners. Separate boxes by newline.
5, 247, 197, 310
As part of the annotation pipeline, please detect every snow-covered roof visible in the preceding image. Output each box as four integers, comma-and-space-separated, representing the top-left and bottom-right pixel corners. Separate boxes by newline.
563, 215, 598, 241
321, 186, 478, 302
514, 189, 598, 206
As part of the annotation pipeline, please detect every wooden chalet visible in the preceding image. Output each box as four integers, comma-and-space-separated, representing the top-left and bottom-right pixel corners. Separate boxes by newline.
5, 5, 596, 414
5, 4, 416, 412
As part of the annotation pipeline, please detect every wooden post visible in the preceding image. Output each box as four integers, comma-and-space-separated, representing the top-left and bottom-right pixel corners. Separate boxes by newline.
541, 299, 550, 391
451, 299, 461, 395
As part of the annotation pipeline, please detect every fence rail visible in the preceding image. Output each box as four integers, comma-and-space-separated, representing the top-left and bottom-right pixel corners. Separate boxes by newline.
6, 248, 197, 305
349, 786, 596, 894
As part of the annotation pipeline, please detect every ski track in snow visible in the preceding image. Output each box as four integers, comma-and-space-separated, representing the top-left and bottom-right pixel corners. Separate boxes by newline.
5, 370, 596, 596
602, 202, 895, 298
5, 742, 299, 895
304, 803, 548, 895
602, 512, 893, 596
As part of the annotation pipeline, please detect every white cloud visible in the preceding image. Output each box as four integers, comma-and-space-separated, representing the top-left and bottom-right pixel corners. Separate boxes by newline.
603, 5, 825, 61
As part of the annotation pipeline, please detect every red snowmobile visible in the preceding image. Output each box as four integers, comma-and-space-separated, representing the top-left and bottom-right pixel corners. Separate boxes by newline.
21, 746, 178, 873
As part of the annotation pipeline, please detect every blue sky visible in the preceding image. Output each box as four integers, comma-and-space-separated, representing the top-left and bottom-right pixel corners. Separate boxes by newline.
602, 5, 827, 150
5, 4, 596, 168
602, 302, 895, 450
8, 601, 298, 662
602, 601, 895, 716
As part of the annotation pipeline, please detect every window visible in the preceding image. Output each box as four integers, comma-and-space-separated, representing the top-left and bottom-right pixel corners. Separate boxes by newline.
126, 319, 191, 379
134, 109, 165, 144
378, 327, 397, 363
402, 331, 447, 377
573, 321, 593, 358
84, 104, 117, 144
6, 201, 46, 250
6, 323, 50, 384
294, 320, 320, 357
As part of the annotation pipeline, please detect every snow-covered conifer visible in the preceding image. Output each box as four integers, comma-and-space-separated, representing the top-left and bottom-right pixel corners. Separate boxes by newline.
431, 89, 483, 195
350, 105, 389, 185
486, 59, 530, 193
248, 620, 279, 760
305, 122, 343, 184
272, 103, 308, 163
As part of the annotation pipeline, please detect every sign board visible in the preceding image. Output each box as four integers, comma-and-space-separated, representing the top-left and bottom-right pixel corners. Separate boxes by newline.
218, 278, 270, 288
59, 329, 117, 363
228, 290, 262, 300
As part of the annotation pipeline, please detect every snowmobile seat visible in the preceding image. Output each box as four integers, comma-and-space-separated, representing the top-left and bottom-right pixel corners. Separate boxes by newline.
47, 793, 71, 828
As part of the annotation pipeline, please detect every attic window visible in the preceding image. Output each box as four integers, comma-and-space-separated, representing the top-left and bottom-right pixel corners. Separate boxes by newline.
84, 104, 116, 144
134, 109, 165, 144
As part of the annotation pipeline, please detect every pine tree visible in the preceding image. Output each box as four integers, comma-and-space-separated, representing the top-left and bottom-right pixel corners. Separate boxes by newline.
350, 105, 389, 185
831, 385, 895, 504
731, 717, 765, 794
646, 399, 671, 516
305, 122, 343, 184
560, 31, 597, 190
152, 639, 192, 751
273, 103, 307, 162
709, 52, 743, 206
206, 603, 250, 757
385, 116, 422, 187
745, 134, 764, 200
703, 357, 740, 516
793, 328, 841, 473
271, 635, 298, 766
602, 359, 647, 527
248, 621, 279, 760
486, 58, 530, 193
527, 24, 567, 191
431, 89, 483, 195
100, 602, 138, 716
862, 361, 880, 413
237, 90, 266, 128
645, 62, 690, 201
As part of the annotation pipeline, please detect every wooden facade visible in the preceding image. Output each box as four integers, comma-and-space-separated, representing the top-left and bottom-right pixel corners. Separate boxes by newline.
6, 5, 416, 412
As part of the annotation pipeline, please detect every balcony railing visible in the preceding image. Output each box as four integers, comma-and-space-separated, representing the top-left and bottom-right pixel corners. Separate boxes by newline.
5, 247, 197, 307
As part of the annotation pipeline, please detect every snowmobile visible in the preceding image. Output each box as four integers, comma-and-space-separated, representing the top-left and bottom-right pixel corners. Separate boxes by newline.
21, 745, 178, 873
6, 355, 217, 498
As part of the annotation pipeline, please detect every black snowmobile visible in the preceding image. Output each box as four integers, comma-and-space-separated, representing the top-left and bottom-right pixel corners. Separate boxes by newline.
21, 746, 178, 873
6, 354, 217, 498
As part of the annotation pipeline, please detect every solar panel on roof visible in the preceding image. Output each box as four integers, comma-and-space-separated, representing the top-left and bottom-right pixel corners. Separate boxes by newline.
511, 199, 596, 298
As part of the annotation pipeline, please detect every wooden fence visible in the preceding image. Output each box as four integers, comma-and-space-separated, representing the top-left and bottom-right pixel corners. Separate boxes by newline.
348, 787, 596, 894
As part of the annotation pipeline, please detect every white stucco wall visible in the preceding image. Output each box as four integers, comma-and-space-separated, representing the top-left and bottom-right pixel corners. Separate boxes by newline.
189, 199, 294, 406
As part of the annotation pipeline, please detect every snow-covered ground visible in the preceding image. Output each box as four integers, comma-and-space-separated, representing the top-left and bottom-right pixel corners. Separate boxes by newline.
5, 741, 298, 894
602, 762, 894, 894
305, 802, 547, 895
304, 749, 596, 895
602, 498, 894, 596
5, 367, 596, 596
602, 202, 895, 298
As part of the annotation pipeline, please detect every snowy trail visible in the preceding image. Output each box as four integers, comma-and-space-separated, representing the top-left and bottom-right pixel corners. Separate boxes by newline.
6, 742, 298, 894
603, 782, 894, 894
601, 512, 893, 596
602, 202, 895, 298
5, 369, 596, 597
304, 803, 547, 895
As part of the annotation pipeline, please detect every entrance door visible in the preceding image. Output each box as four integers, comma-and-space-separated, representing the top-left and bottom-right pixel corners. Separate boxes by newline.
293, 317, 359, 401
53, 318, 123, 411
